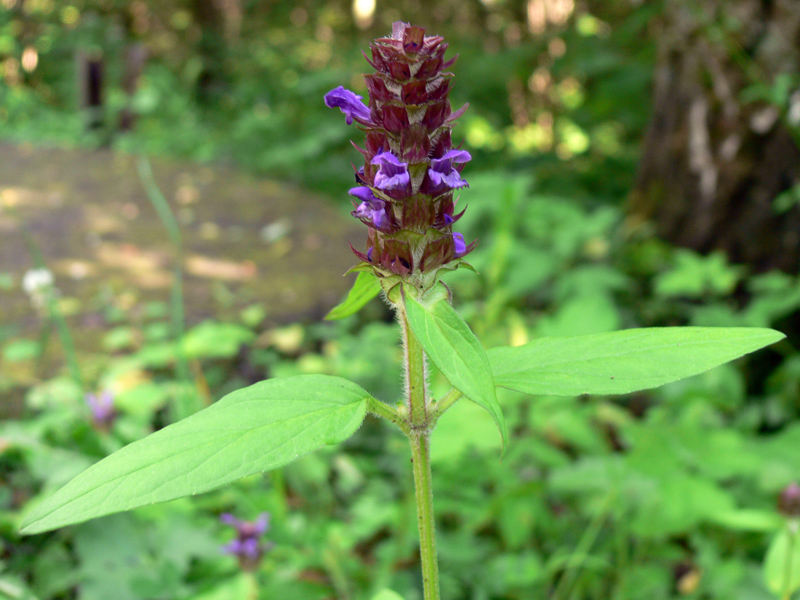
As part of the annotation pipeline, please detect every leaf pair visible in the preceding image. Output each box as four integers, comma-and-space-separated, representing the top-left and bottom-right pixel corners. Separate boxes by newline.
20, 278, 784, 535
404, 286, 784, 454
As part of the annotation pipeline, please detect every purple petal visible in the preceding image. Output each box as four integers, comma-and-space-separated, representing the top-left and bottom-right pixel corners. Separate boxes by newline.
371, 151, 409, 190
371, 209, 388, 229
253, 513, 270, 535
453, 233, 466, 255
221, 539, 243, 555
429, 151, 471, 190
440, 170, 469, 189
348, 186, 378, 203
442, 149, 472, 164
86, 391, 115, 423
220, 513, 239, 526
353, 201, 388, 229
444, 214, 455, 225
241, 538, 261, 558
324, 86, 372, 125
353, 202, 373, 220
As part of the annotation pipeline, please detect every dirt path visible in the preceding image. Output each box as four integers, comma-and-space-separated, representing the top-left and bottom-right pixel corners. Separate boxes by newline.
0, 142, 363, 380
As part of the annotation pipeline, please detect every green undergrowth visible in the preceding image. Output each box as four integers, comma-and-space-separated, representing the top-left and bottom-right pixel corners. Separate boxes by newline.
2, 171, 800, 599
3, 2, 800, 599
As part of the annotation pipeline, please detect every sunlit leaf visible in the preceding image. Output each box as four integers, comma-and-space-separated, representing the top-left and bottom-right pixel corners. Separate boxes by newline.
325, 271, 382, 320
405, 289, 507, 451
489, 327, 784, 397
20, 375, 370, 534
763, 528, 800, 596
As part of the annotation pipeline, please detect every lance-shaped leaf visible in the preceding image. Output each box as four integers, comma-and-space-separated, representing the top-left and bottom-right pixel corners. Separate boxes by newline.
489, 327, 784, 397
20, 375, 370, 534
404, 290, 507, 450
763, 528, 800, 597
326, 271, 382, 320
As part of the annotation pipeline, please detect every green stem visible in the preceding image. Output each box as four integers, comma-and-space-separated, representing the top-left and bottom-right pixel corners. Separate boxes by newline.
12, 207, 83, 388
402, 305, 428, 428
47, 295, 83, 388
429, 388, 462, 426
400, 306, 441, 600
552, 492, 614, 600
367, 397, 411, 436
137, 156, 196, 418
411, 431, 439, 600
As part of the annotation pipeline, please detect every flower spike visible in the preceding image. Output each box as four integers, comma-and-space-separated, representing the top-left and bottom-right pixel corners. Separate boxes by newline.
324, 23, 474, 287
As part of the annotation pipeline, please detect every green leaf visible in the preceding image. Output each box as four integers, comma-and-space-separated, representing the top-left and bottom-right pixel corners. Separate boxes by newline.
182, 321, 256, 359
763, 528, 800, 596
707, 509, 783, 532
2, 339, 40, 362
325, 272, 381, 320
404, 289, 507, 450
488, 327, 784, 397
20, 375, 370, 534
371, 590, 405, 600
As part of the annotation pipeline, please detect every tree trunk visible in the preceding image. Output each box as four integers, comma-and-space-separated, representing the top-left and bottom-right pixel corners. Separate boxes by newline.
191, 0, 241, 103
630, 0, 800, 273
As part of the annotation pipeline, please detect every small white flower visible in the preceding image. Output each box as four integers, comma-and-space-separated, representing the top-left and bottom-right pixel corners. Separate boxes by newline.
22, 268, 53, 296
22, 268, 55, 309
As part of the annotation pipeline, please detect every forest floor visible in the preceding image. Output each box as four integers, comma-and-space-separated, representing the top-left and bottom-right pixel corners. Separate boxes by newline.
0, 143, 361, 383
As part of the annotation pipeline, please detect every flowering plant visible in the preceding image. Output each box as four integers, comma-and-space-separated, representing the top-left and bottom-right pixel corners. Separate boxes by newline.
219, 512, 273, 571
20, 23, 784, 600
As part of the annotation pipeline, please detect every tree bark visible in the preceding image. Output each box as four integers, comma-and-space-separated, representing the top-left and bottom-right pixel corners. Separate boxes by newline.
191, 0, 242, 102
630, 0, 800, 273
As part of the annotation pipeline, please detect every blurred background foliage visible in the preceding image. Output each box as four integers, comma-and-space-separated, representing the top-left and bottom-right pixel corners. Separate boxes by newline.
0, 0, 653, 193
2, 0, 800, 599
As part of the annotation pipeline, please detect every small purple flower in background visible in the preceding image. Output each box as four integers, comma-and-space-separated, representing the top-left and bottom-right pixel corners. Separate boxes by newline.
324, 86, 373, 126
350, 187, 389, 229
778, 482, 800, 518
220, 512, 273, 571
372, 151, 409, 191
429, 150, 472, 191
86, 391, 115, 430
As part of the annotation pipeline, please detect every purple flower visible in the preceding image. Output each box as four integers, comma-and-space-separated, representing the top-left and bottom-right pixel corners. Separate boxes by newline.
371, 151, 409, 190
779, 482, 800, 518
429, 149, 472, 189
220, 512, 272, 571
453, 232, 466, 256
221, 538, 261, 558
349, 186, 388, 229
86, 391, 115, 428
324, 86, 373, 126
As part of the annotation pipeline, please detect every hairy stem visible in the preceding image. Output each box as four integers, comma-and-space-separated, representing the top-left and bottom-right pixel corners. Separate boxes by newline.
367, 397, 411, 436
411, 431, 439, 600
429, 388, 462, 426
402, 304, 428, 428
400, 306, 441, 600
